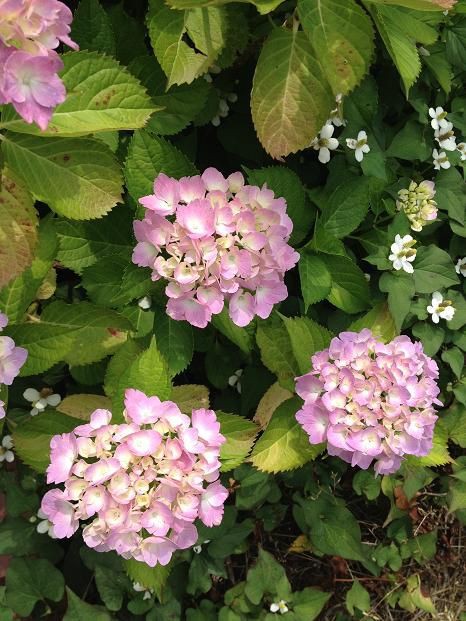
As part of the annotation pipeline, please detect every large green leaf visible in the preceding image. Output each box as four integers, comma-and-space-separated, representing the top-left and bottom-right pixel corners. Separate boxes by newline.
153, 308, 194, 377
256, 314, 299, 391
124, 560, 171, 602
147, 0, 228, 88
217, 411, 259, 471
251, 398, 323, 473
244, 548, 292, 605
251, 28, 334, 158
104, 338, 145, 397
6, 301, 132, 374
211, 308, 255, 354
321, 254, 370, 313
125, 130, 197, 202
0, 169, 37, 289
3, 133, 123, 220
0, 52, 156, 136
164, 0, 284, 14
72, 0, 116, 55
298, 0, 374, 95
317, 176, 371, 238
299, 252, 333, 310
348, 302, 397, 342
280, 315, 332, 375
413, 245, 459, 293
64, 588, 112, 621
6, 558, 64, 617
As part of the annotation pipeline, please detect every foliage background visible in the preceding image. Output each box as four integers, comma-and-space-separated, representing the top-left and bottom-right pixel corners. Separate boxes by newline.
0, 0, 465, 619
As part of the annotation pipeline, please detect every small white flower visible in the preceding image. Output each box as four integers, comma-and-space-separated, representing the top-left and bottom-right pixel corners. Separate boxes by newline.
0, 435, 14, 463
138, 296, 152, 310
270, 600, 289, 614
427, 291, 455, 324
457, 142, 466, 161
327, 107, 346, 127
455, 257, 466, 277
388, 234, 417, 274
133, 582, 153, 601
432, 149, 450, 170
35, 509, 56, 537
228, 369, 243, 394
311, 123, 339, 164
428, 106, 449, 131
346, 130, 370, 162
193, 545, 202, 554
23, 388, 61, 416
434, 121, 456, 151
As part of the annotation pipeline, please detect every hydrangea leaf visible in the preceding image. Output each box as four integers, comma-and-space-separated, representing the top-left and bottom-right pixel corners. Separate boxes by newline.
254, 382, 293, 430
72, 0, 116, 55
171, 384, 210, 413
153, 308, 194, 377
104, 338, 145, 398
164, 0, 283, 14
211, 308, 255, 354
367, 0, 456, 11
147, 0, 228, 88
443, 402, 466, 448
217, 411, 259, 472
348, 302, 397, 342
0, 169, 38, 289
124, 559, 171, 601
406, 420, 452, 467
321, 254, 370, 313
317, 176, 371, 239
412, 245, 459, 293
251, 398, 324, 473
298, 0, 375, 95
64, 588, 112, 621
0, 52, 157, 136
125, 130, 197, 203
256, 315, 299, 391
251, 28, 334, 158
299, 252, 333, 310
3, 133, 123, 220
56, 394, 111, 421
379, 272, 415, 332
280, 315, 333, 375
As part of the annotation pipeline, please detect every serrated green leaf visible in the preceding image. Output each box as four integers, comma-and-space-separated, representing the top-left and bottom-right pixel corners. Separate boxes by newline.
349, 302, 397, 342
251, 398, 323, 473
0, 169, 37, 289
104, 338, 145, 397
256, 314, 299, 391
125, 130, 197, 202
446, 17, 466, 68
280, 315, 332, 375
148, 0, 228, 88
211, 308, 255, 354
245, 166, 312, 246
0, 52, 156, 136
124, 559, 171, 601
299, 252, 332, 310
171, 384, 210, 413
153, 309, 194, 376
413, 245, 459, 293
165, 0, 283, 14
72, 0, 116, 55
298, 0, 374, 95
3, 133, 123, 220
56, 394, 111, 421
317, 177, 371, 238
251, 28, 334, 158
112, 336, 171, 419
443, 402, 466, 448
217, 411, 259, 471
321, 254, 370, 313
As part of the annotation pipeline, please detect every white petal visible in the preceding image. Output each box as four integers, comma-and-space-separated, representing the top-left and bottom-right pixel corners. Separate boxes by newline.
47, 394, 61, 407
431, 313, 440, 324
403, 262, 414, 274
37, 520, 50, 534
431, 291, 443, 304
318, 147, 331, 164
30, 408, 39, 417
320, 124, 334, 139
2, 436, 13, 449
328, 137, 339, 150
5, 451, 14, 463
355, 149, 364, 162
346, 138, 357, 149
357, 130, 367, 141
23, 388, 40, 402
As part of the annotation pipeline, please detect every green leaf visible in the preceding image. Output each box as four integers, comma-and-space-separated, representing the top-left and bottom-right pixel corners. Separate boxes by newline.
12, 411, 81, 472
346, 580, 371, 615
217, 411, 259, 472
446, 17, 466, 69
299, 252, 332, 310
244, 549, 291, 605
348, 302, 397, 342
124, 559, 171, 601
0, 52, 156, 136
171, 384, 210, 413
112, 336, 171, 419
147, 0, 228, 88
165, 0, 284, 14
95, 566, 128, 612
6, 558, 64, 617
443, 402, 466, 448
298, 0, 374, 95
104, 338, 145, 397
256, 315, 299, 391
251, 398, 323, 473
153, 308, 194, 376
435, 167, 466, 226
411, 322, 444, 357
370, 5, 421, 94
413, 245, 459, 293
379, 271, 414, 332
64, 588, 112, 621
280, 315, 332, 375
317, 177, 371, 238
57, 394, 111, 421
125, 130, 197, 202
422, 45, 452, 94
212, 308, 255, 354
129, 55, 211, 136
3, 133, 123, 220
251, 28, 334, 158
245, 166, 312, 246
292, 588, 332, 621
321, 254, 370, 313
0, 169, 37, 289
6, 300, 132, 374
56, 207, 133, 275
441, 347, 464, 379
386, 120, 431, 161
72, 0, 116, 55
353, 470, 381, 500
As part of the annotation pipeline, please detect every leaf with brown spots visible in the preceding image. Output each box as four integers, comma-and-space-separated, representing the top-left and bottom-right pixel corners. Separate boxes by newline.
0, 169, 38, 288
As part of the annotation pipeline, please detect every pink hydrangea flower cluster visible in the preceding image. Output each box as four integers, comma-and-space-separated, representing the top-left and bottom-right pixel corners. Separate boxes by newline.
0, 0, 78, 130
40, 389, 228, 566
295, 329, 441, 475
0, 313, 28, 419
132, 168, 299, 328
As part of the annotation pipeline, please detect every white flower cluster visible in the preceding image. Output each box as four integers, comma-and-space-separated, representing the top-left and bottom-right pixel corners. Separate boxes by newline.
427, 291, 455, 324
429, 107, 466, 170
23, 387, 61, 416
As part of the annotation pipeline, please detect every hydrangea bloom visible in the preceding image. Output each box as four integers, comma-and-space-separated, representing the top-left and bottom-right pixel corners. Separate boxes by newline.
295, 330, 441, 475
40, 389, 228, 566
396, 180, 438, 232
132, 169, 299, 328
0, 313, 28, 419
0, 0, 78, 130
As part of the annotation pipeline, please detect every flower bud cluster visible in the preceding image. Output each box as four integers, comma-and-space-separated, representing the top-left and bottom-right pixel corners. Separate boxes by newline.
396, 180, 438, 232
40, 389, 228, 566
0, 0, 78, 130
132, 168, 299, 328
295, 330, 441, 475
